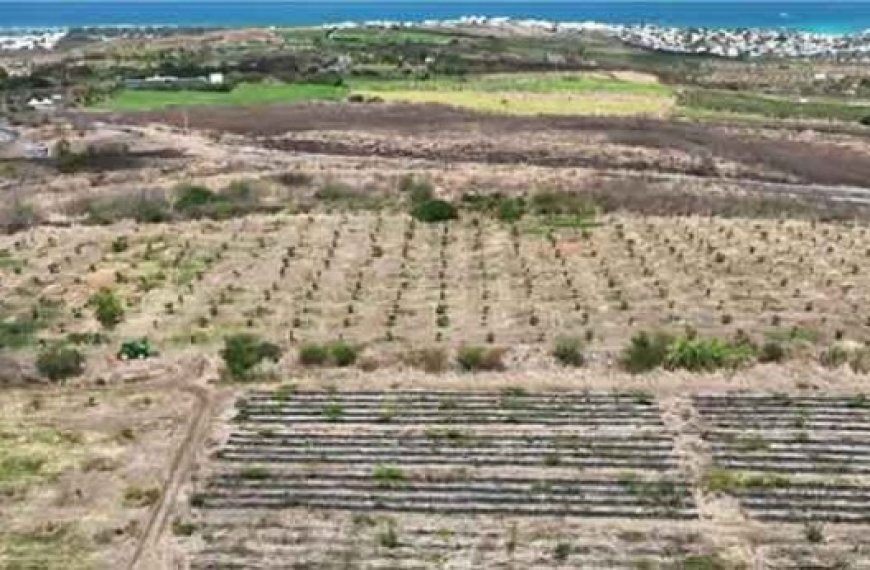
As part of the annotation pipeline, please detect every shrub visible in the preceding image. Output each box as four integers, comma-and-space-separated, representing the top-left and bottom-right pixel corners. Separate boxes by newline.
851, 348, 870, 374
620, 331, 672, 374
553, 336, 584, 367
530, 191, 596, 217
88, 288, 124, 329
36, 344, 84, 382
399, 174, 434, 205
111, 236, 129, 253
329, 340, 358, 367
820, 344, 850, 369
554, 542, 571, 562
497, 197, 525, 222
373, 464, 406, 487
299, 343, 329, 366
0, 197, 39, 234
411, 199, 458, 223
298, 341, 358, 367
123, 485, 160, 508
820, 342, 870, 373
406, 347, 448, 373
221, 334, 282, 379
377, 521, 399, 548
804, 522, 824, 544
81, 189, 172, 225
174, 184, 217, 213
759, 341, 786, 363
457, 345, 505, 372
664, 336, 755, 372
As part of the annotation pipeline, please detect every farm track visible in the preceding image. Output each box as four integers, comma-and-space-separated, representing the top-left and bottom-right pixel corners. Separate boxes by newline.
129, 370, 221, 570
176, 389, 870, 568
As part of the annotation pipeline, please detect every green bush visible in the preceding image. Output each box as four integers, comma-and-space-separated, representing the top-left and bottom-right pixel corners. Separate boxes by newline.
620, 331, 672, 374
111, 236, 129, 253
497, 197, 525, 222
411, 199, 458, 223
88, 288, 124, 329
457, 345, 505, 372
83, 190, 172, 225
664, 336, 755, 372
553, 336, 585, 367
329, 341, 358, 367
299, 343, 329, 366
36, 344, 84, 382
372, 464, 406, 487
299, 341, 359, 367
530, 191, 596, 217
174, 184, 217, 213
759, 341, 786, 363
221, 334, 282, 379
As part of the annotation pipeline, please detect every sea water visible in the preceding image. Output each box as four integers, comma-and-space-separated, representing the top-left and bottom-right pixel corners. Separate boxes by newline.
0, 2, 869, 34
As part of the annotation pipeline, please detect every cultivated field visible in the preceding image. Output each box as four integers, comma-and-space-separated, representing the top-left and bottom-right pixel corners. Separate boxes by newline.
3, 210, 870, 369
92, 72, 674, 117
5, 21, 870, 566
164, 387, 870, 568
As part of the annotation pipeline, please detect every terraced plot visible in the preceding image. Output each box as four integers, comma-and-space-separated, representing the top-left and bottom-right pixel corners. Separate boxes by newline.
698, 393, 870, 525
174, 389, 870, 568
181, 389, 707, 568
236, 390, 665, 426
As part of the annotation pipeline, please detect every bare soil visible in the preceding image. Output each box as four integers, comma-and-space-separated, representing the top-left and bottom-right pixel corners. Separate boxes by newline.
86, 102, 870, 187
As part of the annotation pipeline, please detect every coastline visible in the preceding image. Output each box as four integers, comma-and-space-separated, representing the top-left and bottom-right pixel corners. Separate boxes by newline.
3, 16, 870, 59
2, 1, 870, 35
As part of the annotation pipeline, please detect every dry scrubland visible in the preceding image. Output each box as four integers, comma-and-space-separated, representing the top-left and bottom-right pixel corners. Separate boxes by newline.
0, 369, 202, 568
4, 99, 870, 567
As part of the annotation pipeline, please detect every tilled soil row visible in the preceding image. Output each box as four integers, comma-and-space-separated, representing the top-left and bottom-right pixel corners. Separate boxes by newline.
237, 414, 665, 426
197, 495, 697, 519
216, 451, 677, 470
244, 390, 658, 402
226, 433, 675, 450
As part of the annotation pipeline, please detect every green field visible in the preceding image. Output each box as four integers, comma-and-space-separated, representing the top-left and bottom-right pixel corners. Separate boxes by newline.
94, 73, 674, 116
678, 88, 870, 123
92, 82, 348, 111
95, 74, 868, 124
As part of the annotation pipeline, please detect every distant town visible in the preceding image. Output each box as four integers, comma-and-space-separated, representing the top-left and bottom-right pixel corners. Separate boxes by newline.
2, 18, 870, 60
617, 25, 870, 59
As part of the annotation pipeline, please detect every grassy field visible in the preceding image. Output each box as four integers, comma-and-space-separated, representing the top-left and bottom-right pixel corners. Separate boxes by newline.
95, 72, 674, 117
92, 82, 348, 111
352, 72, 674, 116
352, 72, 672, 96
92, 73, 868, 123
678, 88, 870, 123
356, 89, 673, 116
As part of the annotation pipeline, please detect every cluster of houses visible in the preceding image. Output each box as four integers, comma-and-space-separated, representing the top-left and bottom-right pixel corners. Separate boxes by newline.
0, 30, 66, 52
121, 72, 226, 90
617, 25, 870, 59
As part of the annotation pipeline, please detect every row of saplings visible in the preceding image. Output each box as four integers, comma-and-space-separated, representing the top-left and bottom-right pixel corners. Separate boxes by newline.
34, 328, 868, 383
220, 326, 870, 381
218, 334, 518, 380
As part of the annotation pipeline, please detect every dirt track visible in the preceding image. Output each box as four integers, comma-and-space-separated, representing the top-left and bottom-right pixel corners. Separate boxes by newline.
127, 360, 222, 570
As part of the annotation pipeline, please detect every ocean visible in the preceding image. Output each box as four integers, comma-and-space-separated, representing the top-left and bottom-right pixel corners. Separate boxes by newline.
1, 2, 870, 34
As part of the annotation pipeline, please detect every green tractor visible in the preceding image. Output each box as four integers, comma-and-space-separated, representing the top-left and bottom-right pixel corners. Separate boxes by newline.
117, 338, 157, 361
